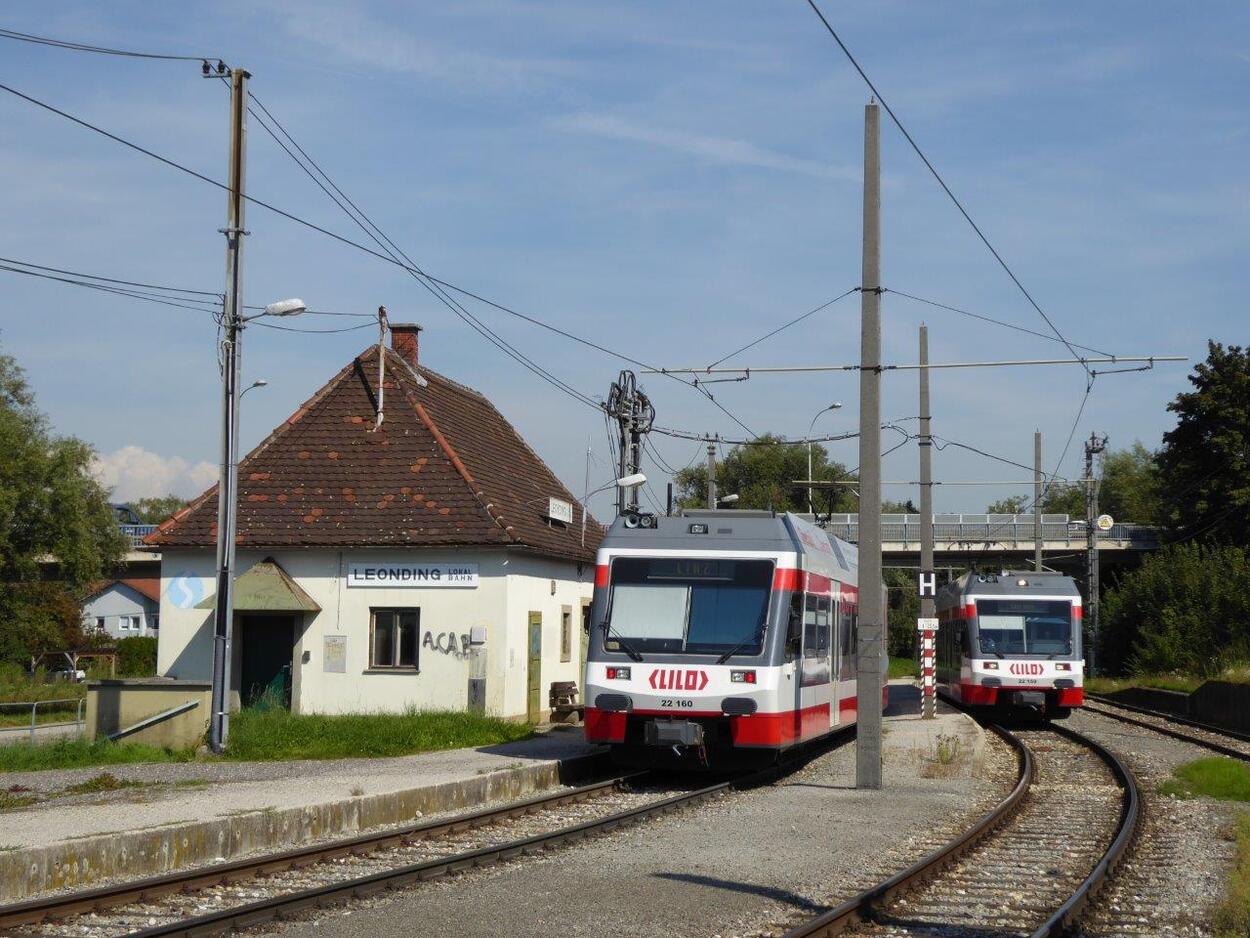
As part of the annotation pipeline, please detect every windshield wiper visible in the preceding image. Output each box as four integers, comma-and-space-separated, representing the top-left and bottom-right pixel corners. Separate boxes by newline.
600, 622, 643, 662
716, 637, 756, 665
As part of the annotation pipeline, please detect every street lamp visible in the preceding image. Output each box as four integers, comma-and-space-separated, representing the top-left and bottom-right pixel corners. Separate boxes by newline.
209, 298, 306, 755
806, 402, 843, 515
718, 494, 740, 506
582, 473, 646, 546
240, 378, 268, 398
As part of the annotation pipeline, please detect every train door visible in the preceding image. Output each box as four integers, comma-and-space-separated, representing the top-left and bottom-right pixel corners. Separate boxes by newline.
799, 587, 834, 740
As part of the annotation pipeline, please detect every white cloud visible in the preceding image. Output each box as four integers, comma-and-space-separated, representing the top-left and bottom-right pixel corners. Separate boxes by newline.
91, 446, 217, 502
552, 113, 858, 181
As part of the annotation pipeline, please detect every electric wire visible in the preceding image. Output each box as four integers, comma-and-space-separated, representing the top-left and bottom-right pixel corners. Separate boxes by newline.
886, 288, 1112, 358
0, 263, 221, 314
705, 287, 860, 369
801, 0, 1091, 376
0, 27, 216, 62
0, 254, 221, 297
251, 320, 376, 334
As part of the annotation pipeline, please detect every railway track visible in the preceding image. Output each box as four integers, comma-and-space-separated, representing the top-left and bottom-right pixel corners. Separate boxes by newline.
780, 723, 1139, 938
0, 729, 854, 937
1084, 693, 1250, 761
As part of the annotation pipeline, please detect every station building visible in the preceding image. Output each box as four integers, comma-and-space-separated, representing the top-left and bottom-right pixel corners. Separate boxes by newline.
147, 324, 598, 721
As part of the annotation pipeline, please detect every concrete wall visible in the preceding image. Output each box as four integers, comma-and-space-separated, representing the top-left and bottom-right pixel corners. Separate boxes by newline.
82, 584, 159, 640
156, 547, 593, 720
87, 679, 211, 749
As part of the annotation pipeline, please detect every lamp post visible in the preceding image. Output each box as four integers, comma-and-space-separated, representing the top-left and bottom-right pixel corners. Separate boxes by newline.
582, 473, 646, 546
240, 378, 268, 398
806, 402, 843, 514
209, 299, 305, 755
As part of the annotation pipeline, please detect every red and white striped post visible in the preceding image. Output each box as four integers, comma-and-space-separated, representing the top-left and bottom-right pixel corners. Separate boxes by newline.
918, 616, 937, 719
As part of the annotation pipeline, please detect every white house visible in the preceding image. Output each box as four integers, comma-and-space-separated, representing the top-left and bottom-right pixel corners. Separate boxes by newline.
147, 324, 599, 720
82, 578, 160, 639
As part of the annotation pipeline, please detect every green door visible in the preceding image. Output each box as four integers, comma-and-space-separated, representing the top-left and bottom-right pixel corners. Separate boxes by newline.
527, 612, 543, 722
240, 614, 294, 709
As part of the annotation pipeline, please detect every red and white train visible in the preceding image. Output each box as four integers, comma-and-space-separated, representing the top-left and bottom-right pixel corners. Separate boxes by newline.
583, 510, 887, 768
934, 570, 1084, 718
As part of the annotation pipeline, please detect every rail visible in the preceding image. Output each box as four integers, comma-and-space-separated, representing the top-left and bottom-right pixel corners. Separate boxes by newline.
0, 698, 86, 743
1085, 694, 1250, 758
119, 523, 157, 547
811, 513, 1160, 549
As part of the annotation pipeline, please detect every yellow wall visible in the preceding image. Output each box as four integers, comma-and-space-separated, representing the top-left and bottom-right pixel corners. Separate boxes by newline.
87, 679, 211, 749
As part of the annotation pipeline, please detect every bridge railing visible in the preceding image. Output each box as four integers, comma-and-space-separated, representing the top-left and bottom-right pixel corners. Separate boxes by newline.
119, 523, 157, 547
812, 514, 1160, 549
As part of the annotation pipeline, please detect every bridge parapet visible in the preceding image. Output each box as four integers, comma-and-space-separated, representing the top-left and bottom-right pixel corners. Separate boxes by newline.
801, 514, 1160, 551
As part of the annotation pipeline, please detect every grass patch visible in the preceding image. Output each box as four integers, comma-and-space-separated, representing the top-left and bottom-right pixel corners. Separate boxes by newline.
1216, 811, 1250, 937
1087, 666, 1250, 697
888, 656, 919, 679
0, 790, 38, 811
225, 708, 536, 761
62, 772, 145, 795
0, 738, 196, 773
1159, 758, 1250, 802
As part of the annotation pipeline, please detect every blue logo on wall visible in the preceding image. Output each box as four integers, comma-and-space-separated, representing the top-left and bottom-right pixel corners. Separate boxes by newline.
168, 573, 205, 610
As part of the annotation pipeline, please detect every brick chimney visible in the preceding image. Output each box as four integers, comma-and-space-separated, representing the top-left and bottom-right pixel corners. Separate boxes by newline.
390, 322, 423, 367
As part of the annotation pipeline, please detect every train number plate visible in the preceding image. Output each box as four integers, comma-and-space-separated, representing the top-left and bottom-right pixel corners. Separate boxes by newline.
659, 698, 694, 708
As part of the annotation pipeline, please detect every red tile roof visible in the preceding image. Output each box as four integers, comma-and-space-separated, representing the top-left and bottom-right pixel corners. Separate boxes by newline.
86, 578, 161, 603
146, 346, 599, 563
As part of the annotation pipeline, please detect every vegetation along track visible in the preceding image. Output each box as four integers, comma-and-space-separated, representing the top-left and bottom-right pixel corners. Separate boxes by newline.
780, 723, 1139, 938
0, 730, 853, 937
1084, 693, 1250, 761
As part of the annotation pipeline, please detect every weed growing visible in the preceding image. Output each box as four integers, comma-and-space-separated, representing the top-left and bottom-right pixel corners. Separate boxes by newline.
888, 656, 919, 680
0, 738, 196, 773
1215, 811, 1250, 938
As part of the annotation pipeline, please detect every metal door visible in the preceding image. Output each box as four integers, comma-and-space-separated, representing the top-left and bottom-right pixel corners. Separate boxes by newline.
526, 612, 543, 722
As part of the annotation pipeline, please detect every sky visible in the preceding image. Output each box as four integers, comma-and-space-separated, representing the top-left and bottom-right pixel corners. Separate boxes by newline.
1, 1, 1246, 522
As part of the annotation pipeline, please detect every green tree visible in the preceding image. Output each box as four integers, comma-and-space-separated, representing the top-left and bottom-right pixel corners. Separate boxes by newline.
0, 346, 124, 663
128, 495, 188, 525
674, 435, 855, 514
986, 494, 1029, 514
881, 499, 919, 514
1156, 341, 1250, 546
1100, 542, 1250, 676
1099, 442, 1161, 524
885, 568, 920, 658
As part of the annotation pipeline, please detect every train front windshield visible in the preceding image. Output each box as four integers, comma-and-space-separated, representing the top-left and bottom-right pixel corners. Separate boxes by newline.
605, 557, 773, 655
975, 599, 1075, 656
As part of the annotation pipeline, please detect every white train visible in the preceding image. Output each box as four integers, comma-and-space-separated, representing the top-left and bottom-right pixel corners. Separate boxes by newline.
583, 510, 887, 768
934, 570, 1085, 718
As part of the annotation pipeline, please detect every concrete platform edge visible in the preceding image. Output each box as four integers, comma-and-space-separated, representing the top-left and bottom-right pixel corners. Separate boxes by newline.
0, 749, 609, 902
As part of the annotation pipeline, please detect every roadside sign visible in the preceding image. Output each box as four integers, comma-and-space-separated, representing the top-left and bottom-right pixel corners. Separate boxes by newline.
917, 616, 938, 632
918, 571, 936, 597
1096, 514, 1114, 532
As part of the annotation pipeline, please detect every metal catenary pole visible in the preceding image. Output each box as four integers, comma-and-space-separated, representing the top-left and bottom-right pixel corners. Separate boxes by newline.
1084, 432, 1107, 677
209, 66, 249, 755
1034, 430, 1043, 571
706, 442, 717, 510
856, 100, 884, 789
918, 324, 936, 719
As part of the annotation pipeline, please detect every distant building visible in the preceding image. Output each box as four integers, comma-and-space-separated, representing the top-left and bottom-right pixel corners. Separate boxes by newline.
147, 324, 599, 720
82, 578, 161, 639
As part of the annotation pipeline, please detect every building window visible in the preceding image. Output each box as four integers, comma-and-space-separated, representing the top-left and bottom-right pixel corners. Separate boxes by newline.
119, 615, 140, 632
370, 608, 419, 669
149, 614, 159, 631
560, 606, 572, 662
94, 617, 106, 632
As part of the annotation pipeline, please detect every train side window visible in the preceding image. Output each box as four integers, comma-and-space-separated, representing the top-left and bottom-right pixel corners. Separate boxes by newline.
839, 607, 854, 657
816, 595, 832, 654
786, 592, 803, 659
803, 593, 819, 658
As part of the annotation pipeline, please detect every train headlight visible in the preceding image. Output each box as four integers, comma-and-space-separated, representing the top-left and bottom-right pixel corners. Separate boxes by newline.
730, 670, 756, 684
1055, 662, 1072, 671
982, 661, 998, 670
605, 666, 631, 680
1016, 578, 1028, 587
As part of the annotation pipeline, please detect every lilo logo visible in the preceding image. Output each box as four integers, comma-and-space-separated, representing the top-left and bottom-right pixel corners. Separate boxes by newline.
167, 573, 205, 610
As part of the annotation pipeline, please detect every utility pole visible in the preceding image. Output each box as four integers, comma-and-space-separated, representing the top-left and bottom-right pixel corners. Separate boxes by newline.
856, 100, 883, 789
1084, 431, 1108, 677
1034, 431, 1043, 572
918, 325, 936, 720
706, 442, 718, 510
209, 66, 249, 755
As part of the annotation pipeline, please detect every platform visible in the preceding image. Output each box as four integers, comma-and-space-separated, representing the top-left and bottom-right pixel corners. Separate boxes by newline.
0, 728, 603, 901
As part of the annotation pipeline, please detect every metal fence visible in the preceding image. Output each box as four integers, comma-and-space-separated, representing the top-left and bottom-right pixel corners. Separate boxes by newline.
119, 523, 157, 547
0, 698, 86, 744
813, 514, 1161, 549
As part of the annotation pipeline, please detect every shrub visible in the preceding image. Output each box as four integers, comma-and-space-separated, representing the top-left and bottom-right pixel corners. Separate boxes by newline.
116, 636, 158, 677
1100, 543, 1250, 677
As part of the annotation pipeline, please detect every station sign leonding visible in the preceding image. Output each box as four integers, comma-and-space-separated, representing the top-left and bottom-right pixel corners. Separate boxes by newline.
346, 562, 479, 588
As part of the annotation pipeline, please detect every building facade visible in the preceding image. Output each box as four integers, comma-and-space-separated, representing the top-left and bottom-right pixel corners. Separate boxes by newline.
82, 579, 160, 640
148, 325, 598, 721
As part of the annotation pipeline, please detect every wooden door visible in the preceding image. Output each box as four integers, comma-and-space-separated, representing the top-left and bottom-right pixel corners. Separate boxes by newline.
526, 612, 543, 722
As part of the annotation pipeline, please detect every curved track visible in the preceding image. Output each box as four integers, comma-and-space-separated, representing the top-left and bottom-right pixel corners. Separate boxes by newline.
781, 722, 1139, 938
0, 729, 854, 937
